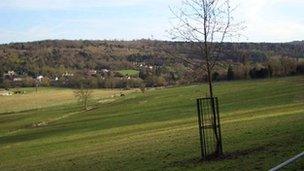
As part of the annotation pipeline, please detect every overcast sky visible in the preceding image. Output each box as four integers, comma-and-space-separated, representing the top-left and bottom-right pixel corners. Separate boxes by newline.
0, 0, 303, 44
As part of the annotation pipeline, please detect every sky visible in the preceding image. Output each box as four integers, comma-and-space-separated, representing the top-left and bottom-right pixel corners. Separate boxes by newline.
0, 0, 303, 44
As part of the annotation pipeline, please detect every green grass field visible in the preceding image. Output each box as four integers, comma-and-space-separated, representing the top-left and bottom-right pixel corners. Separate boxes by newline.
117, 69, 140, 76
0, 76, 303, 170
0, 88, 136, 114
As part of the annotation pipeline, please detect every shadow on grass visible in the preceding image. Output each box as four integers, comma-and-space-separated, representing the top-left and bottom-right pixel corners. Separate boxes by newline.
220, 146, 266, 160
166, 146, 266, 169
0, 125, 69, 145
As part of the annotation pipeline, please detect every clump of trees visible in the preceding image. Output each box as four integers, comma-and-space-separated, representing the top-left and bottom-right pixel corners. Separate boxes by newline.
249, 67, 270, 79
1, 58, 303, 90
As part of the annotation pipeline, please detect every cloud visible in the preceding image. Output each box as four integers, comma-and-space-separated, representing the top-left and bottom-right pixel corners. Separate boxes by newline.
0, 0, 303, 43
234, 0, 304, 42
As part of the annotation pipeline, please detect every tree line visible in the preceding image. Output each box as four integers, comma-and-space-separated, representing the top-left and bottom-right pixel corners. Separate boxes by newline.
0, 40, 303, 89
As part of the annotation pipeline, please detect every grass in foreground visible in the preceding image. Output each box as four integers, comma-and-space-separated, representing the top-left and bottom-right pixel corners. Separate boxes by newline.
0, 76, 303, 170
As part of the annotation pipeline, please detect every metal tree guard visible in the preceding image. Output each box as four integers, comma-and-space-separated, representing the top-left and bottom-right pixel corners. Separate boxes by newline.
196, 97, 223, 160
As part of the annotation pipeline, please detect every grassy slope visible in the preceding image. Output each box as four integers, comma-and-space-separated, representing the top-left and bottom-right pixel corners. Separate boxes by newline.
0, 76, 303, 170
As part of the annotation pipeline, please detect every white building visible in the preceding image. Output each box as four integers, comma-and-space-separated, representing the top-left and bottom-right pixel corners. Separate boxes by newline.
13, 78, 23, 82
37, 75, 44, 81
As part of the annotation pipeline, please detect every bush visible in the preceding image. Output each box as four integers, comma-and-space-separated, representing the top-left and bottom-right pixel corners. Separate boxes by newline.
212, 72, 220, 81
40, 77, 51, 87
2, 79, 11, 89
145, 76, 166, 87
22, 77, 35, 87
249, 67, 270, 79
140, 83, 146, 93
296, 63, 304, 74
233, 64, 249, 80
227, 65, 234, 81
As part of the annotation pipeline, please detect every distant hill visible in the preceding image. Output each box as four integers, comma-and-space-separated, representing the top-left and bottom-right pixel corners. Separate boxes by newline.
290, 40, 304, 45
0, 39, 303, 76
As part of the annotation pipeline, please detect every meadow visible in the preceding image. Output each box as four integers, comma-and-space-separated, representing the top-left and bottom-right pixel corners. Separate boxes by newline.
0, 76, 303, 170
117, 69, 140, 77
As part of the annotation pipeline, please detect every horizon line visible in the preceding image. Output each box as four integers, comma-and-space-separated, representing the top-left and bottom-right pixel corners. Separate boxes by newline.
1, 38, 303, 46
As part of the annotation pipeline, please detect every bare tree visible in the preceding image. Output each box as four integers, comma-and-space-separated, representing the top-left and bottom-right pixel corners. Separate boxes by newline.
170, 0, 243, 157
170, 0, 242, 97
74, 84, 93, 110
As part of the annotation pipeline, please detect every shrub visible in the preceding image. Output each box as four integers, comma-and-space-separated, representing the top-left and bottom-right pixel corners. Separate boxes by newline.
249, 67, 270, 79
227, 65, 234, 81
296, 63, 304, 74
145, 76, 166, 87
212, 72, 220, 81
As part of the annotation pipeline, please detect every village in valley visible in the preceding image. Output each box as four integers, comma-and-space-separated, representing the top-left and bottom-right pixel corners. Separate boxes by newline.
0, 62, 157, 96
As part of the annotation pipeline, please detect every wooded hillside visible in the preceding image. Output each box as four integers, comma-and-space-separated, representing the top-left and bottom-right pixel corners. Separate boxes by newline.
0, 40, 303, 88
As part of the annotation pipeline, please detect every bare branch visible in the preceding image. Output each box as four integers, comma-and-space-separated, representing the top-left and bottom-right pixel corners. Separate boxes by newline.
170, 0, 243, 97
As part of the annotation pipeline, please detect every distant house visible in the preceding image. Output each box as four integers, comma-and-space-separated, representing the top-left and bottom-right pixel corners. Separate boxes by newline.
55, 77, 59, 81
100, 69, 110, 77
13, 77, 23, 82
3, 71, 16, 80
36, 75, 44, 82
101, 69, 110, 73
6, 71, 16, 76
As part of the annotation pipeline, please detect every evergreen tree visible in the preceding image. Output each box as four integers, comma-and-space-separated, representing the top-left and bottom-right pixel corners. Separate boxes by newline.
227, 65, 234, 81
